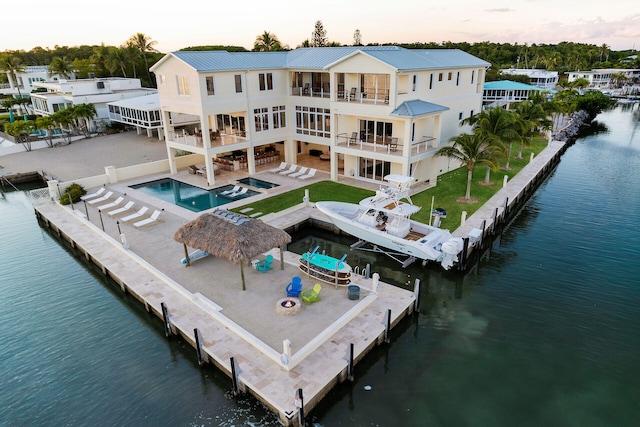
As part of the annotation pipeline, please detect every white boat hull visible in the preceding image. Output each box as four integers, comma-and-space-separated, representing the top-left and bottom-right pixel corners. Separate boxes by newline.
316, 201, 456, 264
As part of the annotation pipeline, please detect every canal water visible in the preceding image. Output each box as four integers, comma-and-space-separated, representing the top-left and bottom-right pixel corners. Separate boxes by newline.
1, 104, 639, 426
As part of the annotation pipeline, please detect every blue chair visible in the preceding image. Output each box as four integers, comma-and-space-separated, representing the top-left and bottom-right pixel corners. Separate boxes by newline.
255, 254, 273, 273
286, 276, 302, 297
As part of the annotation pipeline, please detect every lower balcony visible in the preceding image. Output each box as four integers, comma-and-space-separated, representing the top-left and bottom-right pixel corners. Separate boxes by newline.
169, 130, 248, 149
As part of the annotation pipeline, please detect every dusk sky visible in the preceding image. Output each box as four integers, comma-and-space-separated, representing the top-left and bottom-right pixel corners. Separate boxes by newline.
3, 0, 639, 53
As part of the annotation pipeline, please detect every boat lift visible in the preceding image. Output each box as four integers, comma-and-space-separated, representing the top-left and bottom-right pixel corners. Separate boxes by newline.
350, 240, 422, 268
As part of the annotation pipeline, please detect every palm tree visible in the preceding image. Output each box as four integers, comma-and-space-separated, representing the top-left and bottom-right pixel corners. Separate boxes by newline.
105, 47, 129, 77
513, 100, 552, 158
72, 103, 97, 136
253, 31, 283, 52
128, 33, 157, 87
51, 108, 75, 144
36, 115, 56, 147
436, 132, 503, 203
49, 56, 73, 79
0, 55, 26, 98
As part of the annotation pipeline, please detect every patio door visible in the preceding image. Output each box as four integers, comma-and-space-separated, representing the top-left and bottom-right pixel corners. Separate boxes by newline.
359, 157, 391, 182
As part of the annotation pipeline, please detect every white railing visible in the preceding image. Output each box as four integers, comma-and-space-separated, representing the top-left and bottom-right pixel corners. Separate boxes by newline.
29, 188, 51, 204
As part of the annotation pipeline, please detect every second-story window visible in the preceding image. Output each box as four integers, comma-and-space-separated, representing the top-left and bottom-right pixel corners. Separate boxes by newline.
176, 76, 189, 95
234, 74, 243, 93
206, 76, 215, 96
259, 73, 273, 91
273, 105, 286, 129
412, 75, 417, 91
438, 73, 443, 82
471, 70, 475, 84
254, 107, 269, 132
448, 72, 452, 81
456, 72, 460, 86
429, 74, 433, 90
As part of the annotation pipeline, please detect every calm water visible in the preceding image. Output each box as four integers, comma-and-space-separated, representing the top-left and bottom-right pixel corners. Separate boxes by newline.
130, 178, 259, 212
237, 177, 280, 189
1, 104, 639, 426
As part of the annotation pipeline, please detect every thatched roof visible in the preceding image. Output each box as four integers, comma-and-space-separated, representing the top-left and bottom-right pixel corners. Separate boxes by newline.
173, 210, 291, 264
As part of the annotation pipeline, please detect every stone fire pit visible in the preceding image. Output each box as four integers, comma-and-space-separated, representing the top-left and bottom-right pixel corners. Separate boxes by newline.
276, 298, 301, 316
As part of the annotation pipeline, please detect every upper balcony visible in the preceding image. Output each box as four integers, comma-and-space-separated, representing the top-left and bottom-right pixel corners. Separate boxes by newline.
335, 132, 438, 157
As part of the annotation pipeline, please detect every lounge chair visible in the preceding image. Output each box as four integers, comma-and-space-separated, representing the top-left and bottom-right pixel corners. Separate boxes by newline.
348, 131, 358, 145
255, 254, 273, 273
301, 283, 322, 304
87, 191, 113, 205
133, 209, 161, 228
120, 206, 149, 223
279, 164, 298, 175
286, 276, 303, 297
229, 187, 248, 198
220, 185, 240, 196
96, 196, 124, 211
298, 168, 317, 180
108, 201, 135, 217
81, 187, 105, 201
268, 162, 287, 173
288, 166, 308, 178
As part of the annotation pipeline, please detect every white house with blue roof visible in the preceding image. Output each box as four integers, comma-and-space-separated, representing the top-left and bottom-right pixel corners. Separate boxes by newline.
150, 46, 489, 186
482, 80, 542, 109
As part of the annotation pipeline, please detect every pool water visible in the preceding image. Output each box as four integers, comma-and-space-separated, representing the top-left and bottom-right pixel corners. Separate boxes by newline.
130, 179, 257, 212
237, 177, 279, 189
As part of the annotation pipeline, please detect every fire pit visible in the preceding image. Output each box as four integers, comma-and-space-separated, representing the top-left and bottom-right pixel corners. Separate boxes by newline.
276, 298, 301, 316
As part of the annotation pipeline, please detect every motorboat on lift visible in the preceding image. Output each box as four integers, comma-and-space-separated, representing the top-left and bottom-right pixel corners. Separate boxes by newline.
315, 174, 463, 269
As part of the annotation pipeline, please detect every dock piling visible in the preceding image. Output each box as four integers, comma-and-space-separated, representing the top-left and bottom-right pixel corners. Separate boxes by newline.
194, 328, 204, 366
295, 388, 304, 426
160, 302, 171, 337
230, 356, 239, 396
348, 343, 355, 381
413, 278, 421, 312
384, 309, 391, 343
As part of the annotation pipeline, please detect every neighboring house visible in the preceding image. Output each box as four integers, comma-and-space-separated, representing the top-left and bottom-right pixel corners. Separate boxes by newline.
0, 66, 54, 99
30, 77, 157, 130
499, 68, 558, 90
566, 68, 640, 89
107, 93, 164, 139
483, 80, 543, 109
150, 46, 490, 186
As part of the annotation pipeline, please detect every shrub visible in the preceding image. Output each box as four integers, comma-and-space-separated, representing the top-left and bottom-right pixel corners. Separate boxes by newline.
59, 183, 86, 205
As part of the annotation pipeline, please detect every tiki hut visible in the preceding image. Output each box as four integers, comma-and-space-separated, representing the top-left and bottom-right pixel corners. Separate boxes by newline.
173, 209, 291, 290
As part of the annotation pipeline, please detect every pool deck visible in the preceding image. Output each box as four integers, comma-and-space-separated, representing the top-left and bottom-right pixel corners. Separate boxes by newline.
33, 183, 416, 425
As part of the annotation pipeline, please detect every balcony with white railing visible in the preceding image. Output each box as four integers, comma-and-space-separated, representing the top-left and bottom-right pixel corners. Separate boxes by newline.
336, 133, 438, 157
168, 129, 248, 150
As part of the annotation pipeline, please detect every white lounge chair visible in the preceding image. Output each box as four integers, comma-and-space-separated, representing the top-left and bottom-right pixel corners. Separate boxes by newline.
298, 168, 317, 180
96, 196, 124, 211
289, 166, 308, 178
279, 164, 298, 175
133, 210, 161, 228
108, 201, 135, 217
220, 185, 240, 196
120, 206, 149, 223
87, 191, 113, 205
229, 187, 248, 198
268, 162, 287, 173
81, 187, 105, 201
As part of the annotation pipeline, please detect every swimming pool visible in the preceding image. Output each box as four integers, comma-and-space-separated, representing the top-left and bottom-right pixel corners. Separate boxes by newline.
237, 177, 280, 189
130, 179, 258, 212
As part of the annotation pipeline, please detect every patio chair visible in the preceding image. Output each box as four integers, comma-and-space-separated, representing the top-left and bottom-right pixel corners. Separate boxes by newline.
229, 187, 248, 198
120, 206, 149, 223
286, 276, 303, 297
220, 185, 240, 196
268, 162, 287, 173
108, 201, 135, 217
348, 132, 358, 145
389, 137, 398, 152
255, 254, 273, 273
133, 209, 161, 228
87, 191, 113, 205
301, 283, 322, 304
81, 187, 105, 201
298, 168, 317, 180
348, 87, 357, 101
96, 196, 124, 211
288, 166, 308, 178
279, 164, 298, 175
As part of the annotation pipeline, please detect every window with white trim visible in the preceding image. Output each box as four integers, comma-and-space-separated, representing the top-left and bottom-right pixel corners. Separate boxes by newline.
471, 70, 475, 84
259, 73, 273, 91
176, 75, 189, 95
295, 106, 330, 137
273, 105, 286, 129
205, 76, 215, 96
234, 74, 242, 93
412, 75, 417, 91
254, 107, 269, 132
158, 74, 166, 85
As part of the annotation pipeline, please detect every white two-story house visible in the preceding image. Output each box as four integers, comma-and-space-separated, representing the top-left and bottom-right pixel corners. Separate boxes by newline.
150, 46, 489, 186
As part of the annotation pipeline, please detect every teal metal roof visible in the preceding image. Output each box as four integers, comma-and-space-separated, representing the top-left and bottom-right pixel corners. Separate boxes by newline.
483, 80, 541, 91
391, 100, 449, 117
168, 46, 489, 73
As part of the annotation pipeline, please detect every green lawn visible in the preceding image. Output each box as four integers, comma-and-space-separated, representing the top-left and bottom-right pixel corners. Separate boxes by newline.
232, 138, 549, 230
